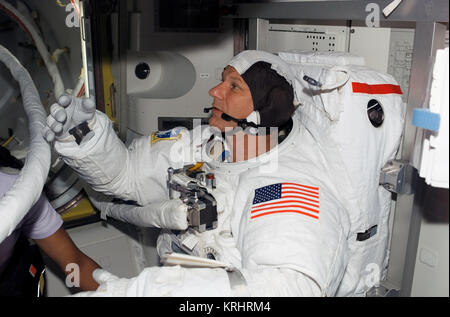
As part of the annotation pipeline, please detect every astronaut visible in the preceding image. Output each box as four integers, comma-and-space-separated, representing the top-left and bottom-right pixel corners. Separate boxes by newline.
43, 50, 404, 296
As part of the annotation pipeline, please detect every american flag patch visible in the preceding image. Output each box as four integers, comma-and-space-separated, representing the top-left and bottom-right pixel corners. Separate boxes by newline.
251, 183, 319, 220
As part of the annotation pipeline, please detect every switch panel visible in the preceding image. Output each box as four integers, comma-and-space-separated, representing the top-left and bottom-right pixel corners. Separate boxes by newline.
387, 28, 415, 101
267, 23, 348, 54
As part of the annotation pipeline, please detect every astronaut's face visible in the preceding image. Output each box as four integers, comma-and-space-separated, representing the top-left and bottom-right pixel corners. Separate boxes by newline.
208, 66, 253, 132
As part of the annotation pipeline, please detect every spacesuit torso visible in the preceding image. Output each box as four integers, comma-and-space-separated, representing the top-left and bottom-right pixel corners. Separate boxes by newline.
157, 114, 348, 284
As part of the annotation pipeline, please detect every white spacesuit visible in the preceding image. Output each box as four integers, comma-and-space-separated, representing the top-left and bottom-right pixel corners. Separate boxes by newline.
45, 50, 405, 296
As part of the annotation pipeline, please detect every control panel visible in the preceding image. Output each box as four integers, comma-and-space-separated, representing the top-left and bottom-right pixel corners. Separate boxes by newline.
267, 23, 348, 53
387, 28, 415, 100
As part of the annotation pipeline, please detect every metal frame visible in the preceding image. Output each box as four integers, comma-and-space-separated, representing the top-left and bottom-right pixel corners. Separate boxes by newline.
80, 0, 96, 99
231, 0, 448, 23
117, 0, 129, 140
394, 22, 447, 296
248, 18, 269, 50
230, 0, 449, 296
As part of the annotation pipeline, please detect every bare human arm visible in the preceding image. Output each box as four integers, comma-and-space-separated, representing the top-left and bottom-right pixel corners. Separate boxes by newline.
34, 227, 100, 291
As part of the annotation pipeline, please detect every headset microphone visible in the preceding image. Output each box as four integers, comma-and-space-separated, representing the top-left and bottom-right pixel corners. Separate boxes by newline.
221, 113, 236, 122
205, 108, 259, 129
221, 113, 258, 129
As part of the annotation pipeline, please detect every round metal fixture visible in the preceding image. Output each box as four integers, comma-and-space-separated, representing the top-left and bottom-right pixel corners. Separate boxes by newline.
367, 99, 384, 128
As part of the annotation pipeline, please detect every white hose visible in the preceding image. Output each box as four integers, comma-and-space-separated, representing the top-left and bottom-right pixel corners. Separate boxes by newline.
0, 45, 51, 243
0, 0, 65, 98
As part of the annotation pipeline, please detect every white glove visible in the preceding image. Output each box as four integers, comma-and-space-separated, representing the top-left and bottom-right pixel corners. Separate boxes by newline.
87, 189, 189, 230
105, 199, 189, 230
72, 269, 129, 297
43, 93, 96, 144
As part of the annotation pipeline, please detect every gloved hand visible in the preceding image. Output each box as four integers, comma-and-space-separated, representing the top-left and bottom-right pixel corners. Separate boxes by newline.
87, 188, 189, 230
43, 93, 96, 144
72, 269, 129, 297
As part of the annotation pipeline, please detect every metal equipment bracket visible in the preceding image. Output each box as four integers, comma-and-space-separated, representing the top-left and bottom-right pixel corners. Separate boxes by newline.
380, 160, 416, 195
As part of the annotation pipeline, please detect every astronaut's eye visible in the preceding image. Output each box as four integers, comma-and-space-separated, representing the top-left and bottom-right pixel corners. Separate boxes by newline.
367, 99, 384, 128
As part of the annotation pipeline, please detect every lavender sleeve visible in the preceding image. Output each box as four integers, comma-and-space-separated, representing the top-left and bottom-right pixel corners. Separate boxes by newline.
20, 193, 63, 240
0, 172, 63, 273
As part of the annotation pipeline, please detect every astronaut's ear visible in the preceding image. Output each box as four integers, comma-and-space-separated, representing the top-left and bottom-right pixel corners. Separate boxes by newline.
259, 86, 294, 127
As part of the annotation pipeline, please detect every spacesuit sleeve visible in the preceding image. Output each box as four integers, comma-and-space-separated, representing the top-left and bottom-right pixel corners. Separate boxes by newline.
54, 111, 194, 205
73, 264, 320, 297
73, 266, 233, 297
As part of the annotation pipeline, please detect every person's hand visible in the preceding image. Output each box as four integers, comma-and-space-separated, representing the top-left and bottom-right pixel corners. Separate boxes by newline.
102, 198, 189, 230
93, 269, 120, 291
157, 198, 189, 230
88, 189, 189, 230
43, 94, 96, 144
72, 269, 129, 296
